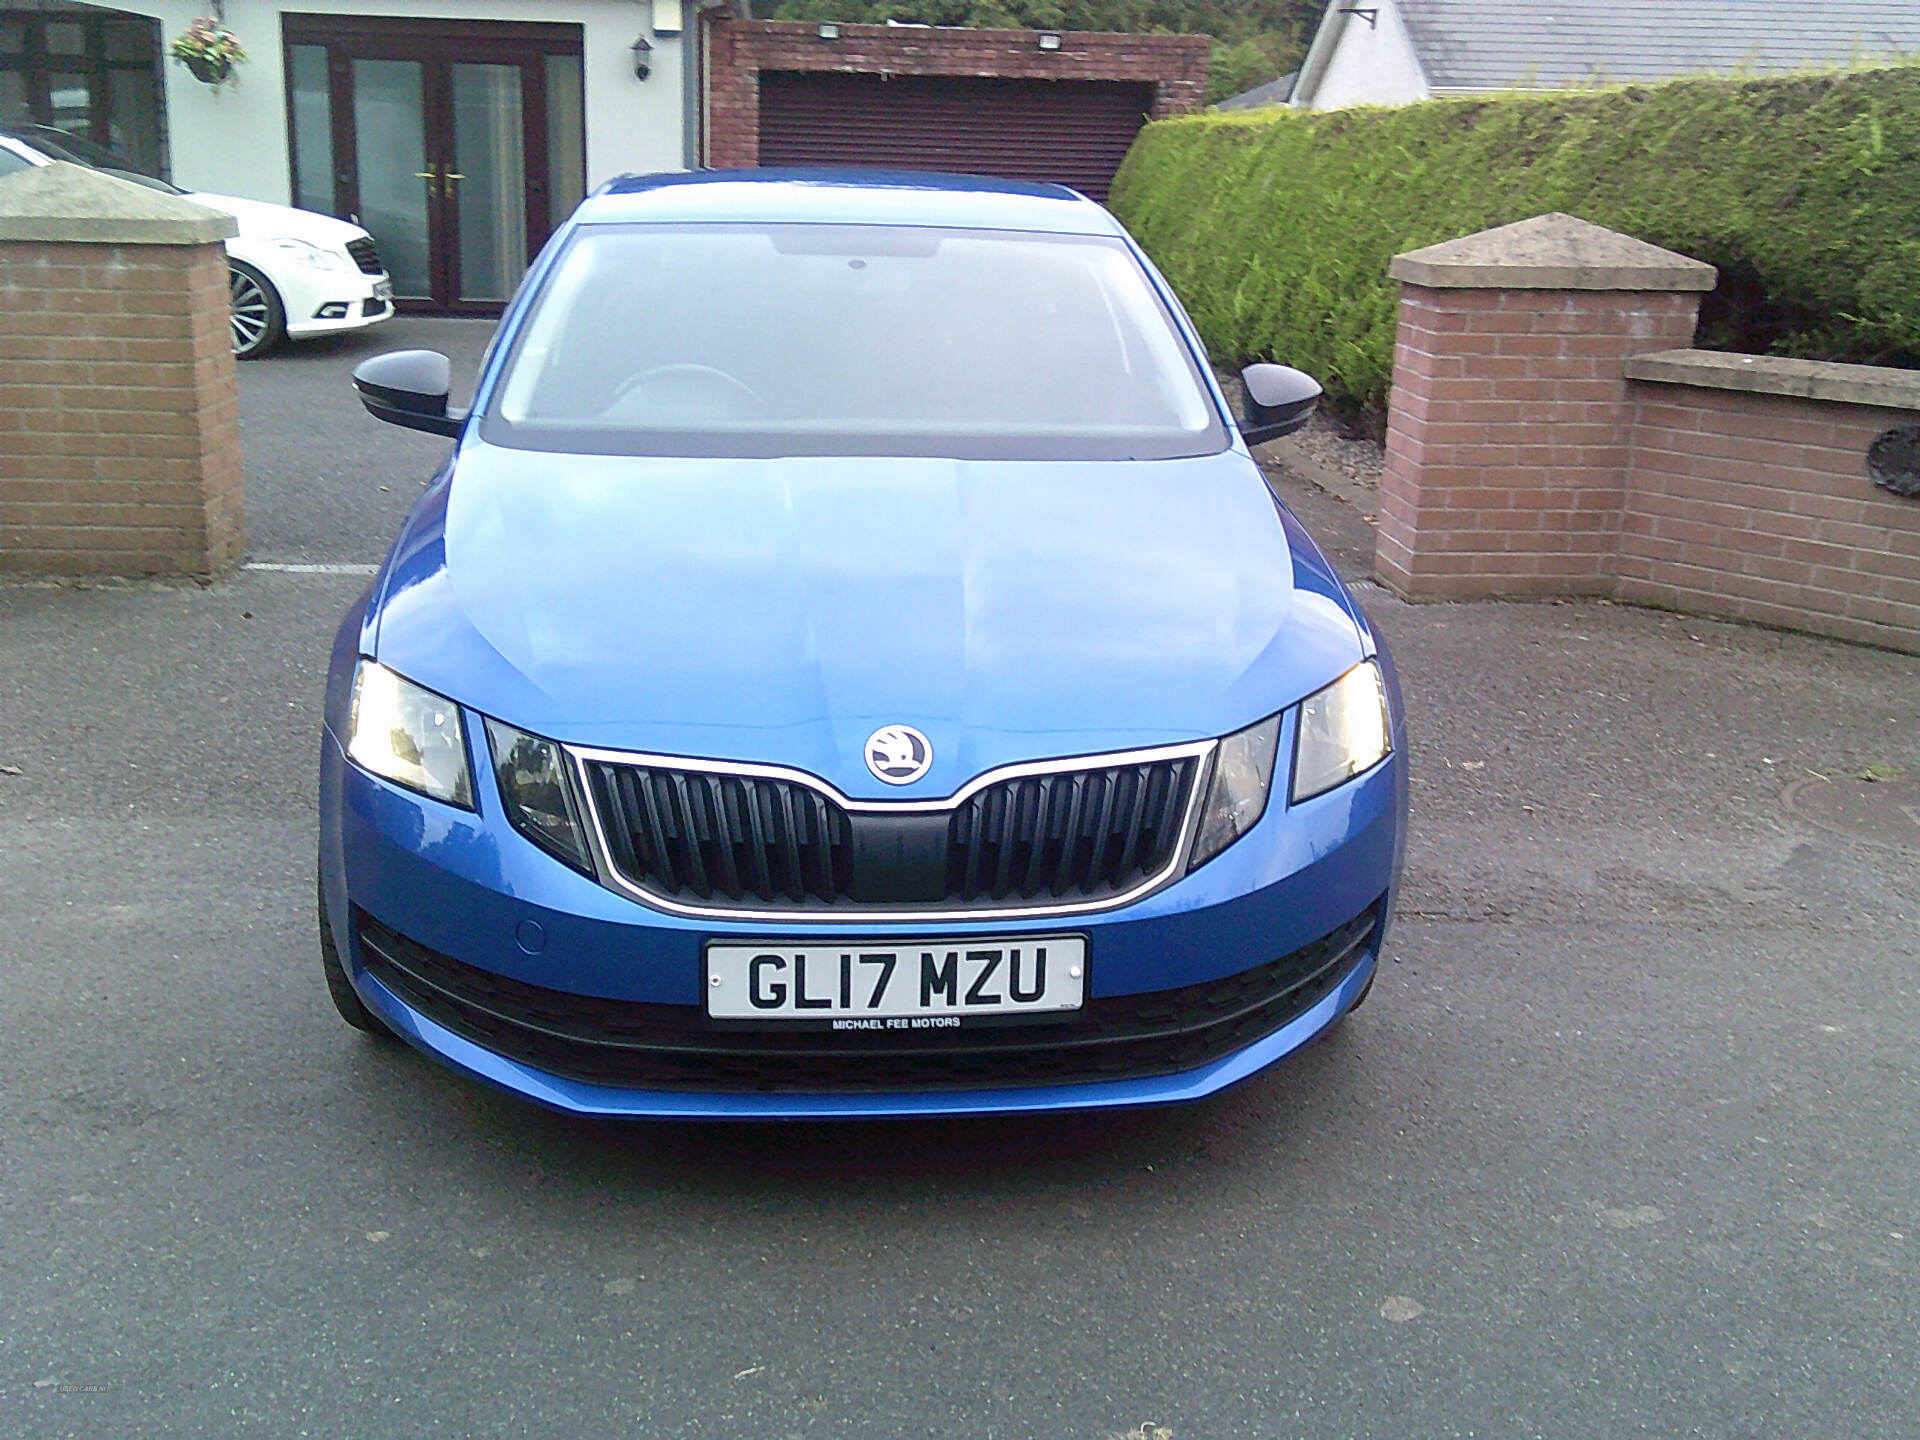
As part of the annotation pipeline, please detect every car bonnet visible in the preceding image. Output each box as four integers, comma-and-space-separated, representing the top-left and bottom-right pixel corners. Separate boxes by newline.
370, 442, 1367, 802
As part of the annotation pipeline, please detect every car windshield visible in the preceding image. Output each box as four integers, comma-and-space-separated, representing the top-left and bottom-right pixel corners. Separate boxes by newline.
484, 222, 1227, 461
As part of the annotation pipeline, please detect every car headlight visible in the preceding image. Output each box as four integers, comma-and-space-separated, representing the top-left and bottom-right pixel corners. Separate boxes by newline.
262, 236, 355, 272
1188, 713, 1281, 871
346, 661, 474, 808
484, 719, 595, 876
1291, 660, 1392, 804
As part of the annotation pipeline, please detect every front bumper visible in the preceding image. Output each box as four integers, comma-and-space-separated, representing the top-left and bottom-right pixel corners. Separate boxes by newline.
281, 269, 396, 339
319, 710, 1404, 1119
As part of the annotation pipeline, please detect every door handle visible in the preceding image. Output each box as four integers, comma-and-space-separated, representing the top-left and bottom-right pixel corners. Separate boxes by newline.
414, 167, 464, 201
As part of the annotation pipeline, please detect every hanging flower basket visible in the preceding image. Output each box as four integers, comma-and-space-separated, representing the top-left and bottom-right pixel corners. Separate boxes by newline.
183, 52, 233, 85
170, 18, 247, 88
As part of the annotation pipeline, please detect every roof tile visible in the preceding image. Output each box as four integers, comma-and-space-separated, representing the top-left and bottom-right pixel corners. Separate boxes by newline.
1396, 0, 1920, 90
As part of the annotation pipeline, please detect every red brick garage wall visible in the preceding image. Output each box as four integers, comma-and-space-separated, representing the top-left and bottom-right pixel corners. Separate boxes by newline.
703, 18, 1208, 170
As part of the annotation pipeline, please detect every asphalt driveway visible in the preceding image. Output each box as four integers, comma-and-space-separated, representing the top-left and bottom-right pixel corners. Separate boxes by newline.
2, 319, 1916, 1439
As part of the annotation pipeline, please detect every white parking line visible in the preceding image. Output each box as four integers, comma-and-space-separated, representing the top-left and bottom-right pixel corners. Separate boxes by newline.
243, 562, 380, 575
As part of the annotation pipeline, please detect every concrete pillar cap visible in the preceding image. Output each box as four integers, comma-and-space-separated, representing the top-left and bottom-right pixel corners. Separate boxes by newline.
1390, 212, 1716, 291
0, 161, 237, 245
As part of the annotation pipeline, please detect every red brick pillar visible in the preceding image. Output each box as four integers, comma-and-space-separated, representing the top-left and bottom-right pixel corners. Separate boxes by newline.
1375, 213, 1715, 599
0, 161, 244, 577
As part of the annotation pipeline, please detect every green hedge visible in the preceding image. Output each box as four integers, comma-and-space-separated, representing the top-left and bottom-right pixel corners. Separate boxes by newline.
1109, 67, 1920, 424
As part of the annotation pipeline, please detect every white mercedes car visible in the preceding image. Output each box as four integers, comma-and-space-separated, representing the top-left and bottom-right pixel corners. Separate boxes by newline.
0, 125, 394, 359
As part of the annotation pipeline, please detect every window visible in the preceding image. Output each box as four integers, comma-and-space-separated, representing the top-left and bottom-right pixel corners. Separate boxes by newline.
0, 11, 166, 179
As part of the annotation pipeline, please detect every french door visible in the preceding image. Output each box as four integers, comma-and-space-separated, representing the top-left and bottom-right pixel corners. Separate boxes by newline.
283, 16, 585, 313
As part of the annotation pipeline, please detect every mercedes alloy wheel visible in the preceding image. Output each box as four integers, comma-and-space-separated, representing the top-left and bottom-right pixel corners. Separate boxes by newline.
228, 260, 286, 360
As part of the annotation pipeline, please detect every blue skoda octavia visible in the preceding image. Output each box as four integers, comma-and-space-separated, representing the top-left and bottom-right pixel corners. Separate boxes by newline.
318, 169, 1407, 1119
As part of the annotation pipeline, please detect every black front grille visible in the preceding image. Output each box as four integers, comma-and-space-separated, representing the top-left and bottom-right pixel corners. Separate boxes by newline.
584, 765, 856, 905
947, 759, 1197, 904
581, 754, 1201, 913
345, 236, 383, 275
353, 904, 1380, 1095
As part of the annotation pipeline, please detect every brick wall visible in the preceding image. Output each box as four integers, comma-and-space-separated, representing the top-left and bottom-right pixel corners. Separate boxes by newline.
703, 18, 1209, 169
1379, 285, 1702, 599
1375, 214, 1920, 655
0, 238, 242, 577
1620, 380, 1920, 651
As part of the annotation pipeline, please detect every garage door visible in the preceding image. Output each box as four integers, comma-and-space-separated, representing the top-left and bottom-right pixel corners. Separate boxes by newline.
757, 72, 1155, 202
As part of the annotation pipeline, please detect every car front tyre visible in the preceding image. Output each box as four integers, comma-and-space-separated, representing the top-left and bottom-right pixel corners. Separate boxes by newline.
228, 260, 286, 360
319, 870, 396, 1037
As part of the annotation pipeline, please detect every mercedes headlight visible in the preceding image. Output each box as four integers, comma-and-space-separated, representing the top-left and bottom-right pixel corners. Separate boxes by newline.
1291, 660, 1391, 803
1188, 713, 1282, 871
263, 236, 355, 272
484, 719, 594, 876
346, 662, 474, 807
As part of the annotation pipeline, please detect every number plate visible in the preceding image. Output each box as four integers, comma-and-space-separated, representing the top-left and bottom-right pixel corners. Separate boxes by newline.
706, 938, 1085, 1025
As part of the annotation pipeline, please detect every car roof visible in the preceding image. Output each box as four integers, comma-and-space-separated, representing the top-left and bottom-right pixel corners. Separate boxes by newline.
0, 132, 49, 164
580, 168, 1125, 237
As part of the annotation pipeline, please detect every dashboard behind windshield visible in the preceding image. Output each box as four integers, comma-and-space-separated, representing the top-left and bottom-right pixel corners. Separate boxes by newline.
482, 223, 1228, 462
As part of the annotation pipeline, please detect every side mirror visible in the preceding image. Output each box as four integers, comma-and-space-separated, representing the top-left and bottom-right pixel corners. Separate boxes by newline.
352, 350, 466, 438
1238, 363, 1321, 446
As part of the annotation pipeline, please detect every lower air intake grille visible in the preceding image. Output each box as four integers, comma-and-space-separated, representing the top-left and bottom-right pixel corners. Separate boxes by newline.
354, 904, 1381, 1094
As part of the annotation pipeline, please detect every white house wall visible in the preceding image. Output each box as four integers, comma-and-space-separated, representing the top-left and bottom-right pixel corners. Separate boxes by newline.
112, 1, 687, 206
1304, 1, 1428, 110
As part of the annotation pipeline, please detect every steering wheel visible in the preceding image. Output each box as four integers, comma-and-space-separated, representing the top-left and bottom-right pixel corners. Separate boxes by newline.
605, 363, 765, 421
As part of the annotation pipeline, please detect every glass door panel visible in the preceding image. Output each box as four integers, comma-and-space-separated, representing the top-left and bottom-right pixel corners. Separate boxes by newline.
283, 19, 580, 313
450, 62, 526, 303
287, 44, 334, 215
352, 58, 430, 300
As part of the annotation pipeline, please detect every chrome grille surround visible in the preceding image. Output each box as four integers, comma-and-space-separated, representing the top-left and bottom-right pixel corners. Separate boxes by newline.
566, 738, 1217, 923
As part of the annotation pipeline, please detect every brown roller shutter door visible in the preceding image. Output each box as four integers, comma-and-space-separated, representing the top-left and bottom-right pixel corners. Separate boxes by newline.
757, 72, 1155, 202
